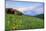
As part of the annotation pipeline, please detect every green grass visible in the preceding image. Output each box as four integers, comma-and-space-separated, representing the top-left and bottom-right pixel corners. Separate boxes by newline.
5, 14, 44, 31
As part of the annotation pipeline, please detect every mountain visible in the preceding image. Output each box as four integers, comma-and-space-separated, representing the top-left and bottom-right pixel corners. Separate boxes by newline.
35, 14, 44, 19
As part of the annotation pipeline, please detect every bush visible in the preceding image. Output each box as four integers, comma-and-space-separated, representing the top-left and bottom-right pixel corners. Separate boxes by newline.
15, 10, 24, 15
5, 8, 15, 14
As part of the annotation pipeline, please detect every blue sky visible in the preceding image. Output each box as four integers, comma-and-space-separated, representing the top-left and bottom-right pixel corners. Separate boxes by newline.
6, 1, 43, 8
6, 1, 44, 16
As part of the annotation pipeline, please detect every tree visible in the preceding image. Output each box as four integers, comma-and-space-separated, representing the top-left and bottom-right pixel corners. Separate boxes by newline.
15, 10, 24, 15
5, 8, 15, 14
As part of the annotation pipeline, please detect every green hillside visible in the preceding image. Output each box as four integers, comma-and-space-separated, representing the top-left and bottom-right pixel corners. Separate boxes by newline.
5, 14, 44, 31
35, 14, 44, 19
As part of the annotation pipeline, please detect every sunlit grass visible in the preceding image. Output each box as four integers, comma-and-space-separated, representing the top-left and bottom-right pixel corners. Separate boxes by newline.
5, 14, 44, 31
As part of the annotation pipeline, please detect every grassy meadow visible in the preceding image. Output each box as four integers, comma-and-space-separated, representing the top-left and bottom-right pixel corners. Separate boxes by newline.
5, 14, 44, 31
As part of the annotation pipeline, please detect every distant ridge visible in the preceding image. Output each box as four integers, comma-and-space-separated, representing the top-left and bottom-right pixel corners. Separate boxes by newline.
35, 14, 44, 19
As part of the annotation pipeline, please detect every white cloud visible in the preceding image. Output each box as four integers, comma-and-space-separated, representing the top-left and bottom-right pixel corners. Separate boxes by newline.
15, 4, 42, 12
15, 4, 43, 16
15, 7, 34, 13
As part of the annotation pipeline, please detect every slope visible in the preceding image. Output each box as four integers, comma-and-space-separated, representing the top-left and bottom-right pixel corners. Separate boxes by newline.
5, 14, 44, 30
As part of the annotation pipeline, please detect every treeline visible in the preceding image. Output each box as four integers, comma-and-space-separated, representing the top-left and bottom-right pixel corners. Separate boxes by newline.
5, 8, 24, 15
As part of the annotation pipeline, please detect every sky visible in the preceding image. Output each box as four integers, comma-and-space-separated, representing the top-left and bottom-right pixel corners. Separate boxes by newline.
6, 0, 44, 16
